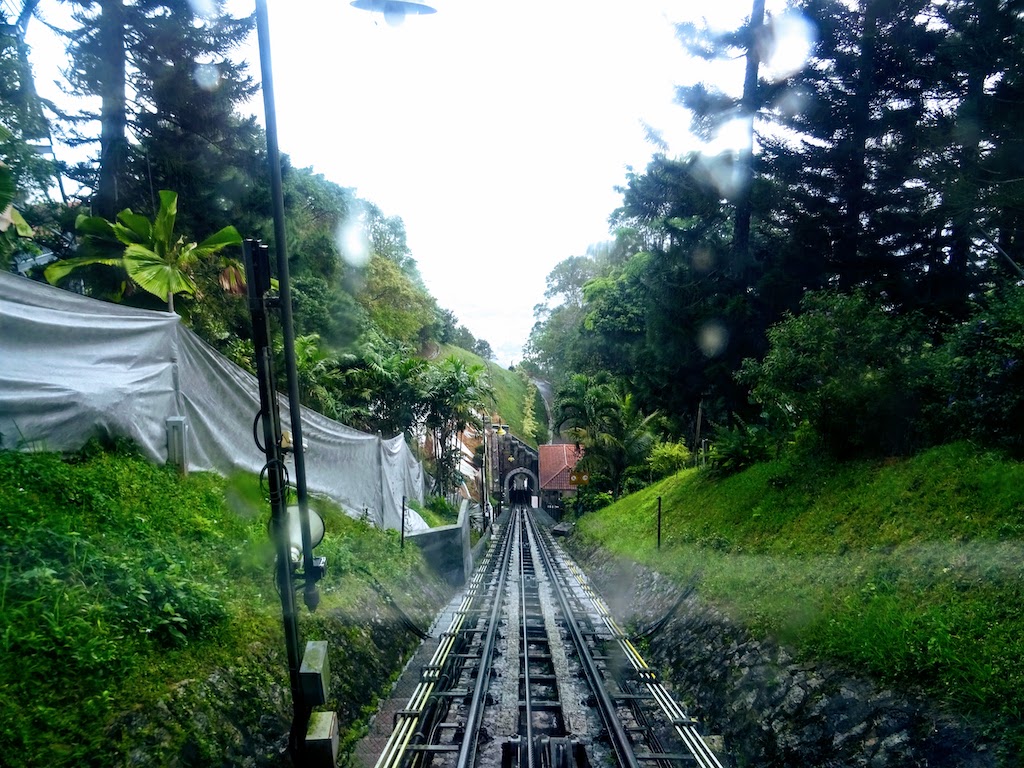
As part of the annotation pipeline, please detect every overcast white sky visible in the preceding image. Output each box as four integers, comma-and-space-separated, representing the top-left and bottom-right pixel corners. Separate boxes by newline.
24, 0, 802, 364
250, 0, 728, 365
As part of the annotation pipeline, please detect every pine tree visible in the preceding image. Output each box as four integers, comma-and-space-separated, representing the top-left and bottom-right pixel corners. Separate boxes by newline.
60, 0, 256, 228
123, 0, 258, 236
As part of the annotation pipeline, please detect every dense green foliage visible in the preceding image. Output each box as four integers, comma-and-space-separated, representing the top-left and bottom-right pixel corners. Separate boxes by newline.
574, 441, 1024, 762
739, 289, 937, 458
740, 286, 1024, 461
529, 0, 1024, 472
0, 442, 436, 767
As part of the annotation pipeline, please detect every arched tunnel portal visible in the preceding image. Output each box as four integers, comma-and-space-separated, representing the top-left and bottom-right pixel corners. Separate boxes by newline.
504, 467, 539, 508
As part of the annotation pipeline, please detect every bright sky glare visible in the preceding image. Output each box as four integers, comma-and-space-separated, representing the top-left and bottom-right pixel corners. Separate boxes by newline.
243, 0, 705, 366
24, 0, 799, 365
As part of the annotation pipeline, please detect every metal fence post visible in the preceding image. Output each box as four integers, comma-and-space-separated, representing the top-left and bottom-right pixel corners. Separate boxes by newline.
657, 496, 662, 550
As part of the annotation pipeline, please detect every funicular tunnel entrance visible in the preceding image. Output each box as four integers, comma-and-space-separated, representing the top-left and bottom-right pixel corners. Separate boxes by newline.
505, 468, 538, 508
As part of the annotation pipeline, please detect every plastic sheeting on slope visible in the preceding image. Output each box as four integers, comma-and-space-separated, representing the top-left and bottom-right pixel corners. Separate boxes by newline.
0, 271, 426, 532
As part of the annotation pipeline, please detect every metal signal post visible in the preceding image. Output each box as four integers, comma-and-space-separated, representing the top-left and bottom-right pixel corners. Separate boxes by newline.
243, 239, 311, 756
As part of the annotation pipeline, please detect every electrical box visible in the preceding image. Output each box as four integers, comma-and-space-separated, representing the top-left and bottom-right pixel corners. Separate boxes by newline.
305, 711, 339, 767
300, 640, 330, 705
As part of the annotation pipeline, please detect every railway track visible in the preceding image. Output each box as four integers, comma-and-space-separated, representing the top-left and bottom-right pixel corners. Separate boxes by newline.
372, 507, 724, 768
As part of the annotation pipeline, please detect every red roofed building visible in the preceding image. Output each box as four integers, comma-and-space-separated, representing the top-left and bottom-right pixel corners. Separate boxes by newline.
539, 444, 583, 515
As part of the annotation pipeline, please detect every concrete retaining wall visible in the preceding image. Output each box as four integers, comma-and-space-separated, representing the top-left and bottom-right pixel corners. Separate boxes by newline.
407, 500, 473, 587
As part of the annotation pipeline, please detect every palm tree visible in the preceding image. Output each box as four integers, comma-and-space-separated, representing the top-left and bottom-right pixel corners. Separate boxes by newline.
290, 334, 344, 420
45, 190, 241, 312
363, 342, 431, 440
589, 392, 660, 500
554, 373, 618, 447
555, 375, 659, 499
424, 356, 489, 499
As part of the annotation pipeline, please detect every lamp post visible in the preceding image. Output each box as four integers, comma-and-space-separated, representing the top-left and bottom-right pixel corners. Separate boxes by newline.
252, 1, 434, 763
492, 424, 509, 519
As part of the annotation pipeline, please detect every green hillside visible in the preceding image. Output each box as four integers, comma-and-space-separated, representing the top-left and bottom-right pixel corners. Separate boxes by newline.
436, 344, 549, 447
0, 442, 447, 767
574, 440, 1024, 760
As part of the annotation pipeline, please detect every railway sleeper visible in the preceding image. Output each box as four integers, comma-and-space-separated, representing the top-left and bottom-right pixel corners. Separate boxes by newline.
634, 752, 699, 763
501, 736, 591, 768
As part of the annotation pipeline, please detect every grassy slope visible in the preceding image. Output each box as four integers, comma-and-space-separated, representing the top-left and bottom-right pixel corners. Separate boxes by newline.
436, 344, 548, 447
575, 441, 1024, 756
0, 443, 442, 767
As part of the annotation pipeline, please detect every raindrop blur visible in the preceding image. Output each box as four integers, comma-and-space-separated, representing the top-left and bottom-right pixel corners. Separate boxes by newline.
337, 220, 371, 267
711, 117, 751, 155
763, 11, 816, 82
774, 86, 808, 118
188, 0, 217, 20
697, 152, 742, 199
698, 320, 728, 358
193, 63, 220, 91
692, 248, 715, 273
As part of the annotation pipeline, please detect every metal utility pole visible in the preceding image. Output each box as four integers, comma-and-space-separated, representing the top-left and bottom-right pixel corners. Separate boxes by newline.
254, 0, 319, 613
242, 239, 309, 755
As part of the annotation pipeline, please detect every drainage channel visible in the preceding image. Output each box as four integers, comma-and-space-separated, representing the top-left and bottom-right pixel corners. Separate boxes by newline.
369, 508, 724, 768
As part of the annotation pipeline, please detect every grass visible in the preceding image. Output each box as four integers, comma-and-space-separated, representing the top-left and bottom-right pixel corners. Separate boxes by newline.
411, 496, 460, 528
574, 441, 1024, 761
0, 440, 438, 767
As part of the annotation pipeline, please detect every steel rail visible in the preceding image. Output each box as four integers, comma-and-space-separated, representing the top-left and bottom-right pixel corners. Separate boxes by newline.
517, 510, 537, 768
558, 556, 725, 768
526, 511, 641, 768
374, 518, 513, 768
454, 508, 517, 768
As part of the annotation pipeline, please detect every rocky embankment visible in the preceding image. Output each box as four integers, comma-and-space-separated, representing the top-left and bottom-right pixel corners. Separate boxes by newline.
566, 537, 995, 768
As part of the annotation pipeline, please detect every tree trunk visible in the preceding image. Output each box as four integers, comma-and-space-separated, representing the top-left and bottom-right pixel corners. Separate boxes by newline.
947, 1, 996, 308
838, 0, 880, 282
732, 0, 766, 281
95, 0, 128, 220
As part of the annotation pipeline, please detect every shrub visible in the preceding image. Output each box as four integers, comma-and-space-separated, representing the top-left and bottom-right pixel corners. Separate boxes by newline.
941, 287, 1024, 455
646, 441, 692, 480
709, 416, 771, 475
424, 495, 458, 525
738, 289, 937, 458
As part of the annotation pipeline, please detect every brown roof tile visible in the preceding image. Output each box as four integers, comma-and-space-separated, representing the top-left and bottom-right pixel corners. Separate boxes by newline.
539, 444, 584, 490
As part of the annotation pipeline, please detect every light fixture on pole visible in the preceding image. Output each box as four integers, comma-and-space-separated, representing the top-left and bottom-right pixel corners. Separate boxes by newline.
285, 506, 325, 565
350, 0, 436, 26
251, 2, 435, 763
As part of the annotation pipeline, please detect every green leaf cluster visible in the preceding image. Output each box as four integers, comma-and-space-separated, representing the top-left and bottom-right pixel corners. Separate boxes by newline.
45, 190, 241, 311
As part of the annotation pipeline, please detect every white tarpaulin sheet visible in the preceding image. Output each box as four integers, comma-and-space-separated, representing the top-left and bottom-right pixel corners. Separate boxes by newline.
0, 271, 426, 532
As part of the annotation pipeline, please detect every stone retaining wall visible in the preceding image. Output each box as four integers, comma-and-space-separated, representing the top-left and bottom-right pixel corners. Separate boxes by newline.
568, 540, 995, 768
